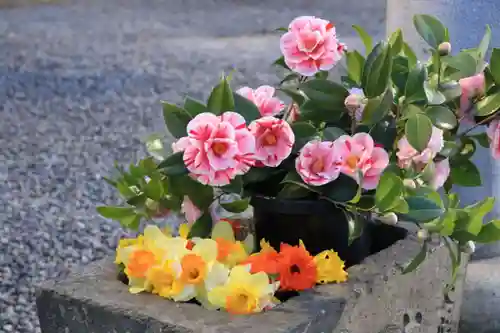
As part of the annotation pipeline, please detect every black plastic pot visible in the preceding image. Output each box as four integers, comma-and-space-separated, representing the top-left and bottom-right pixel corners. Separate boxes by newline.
251, 196, 373, 268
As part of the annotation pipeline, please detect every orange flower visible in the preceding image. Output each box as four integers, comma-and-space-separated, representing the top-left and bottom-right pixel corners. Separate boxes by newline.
179, 254, 207, 285
215, 238, 249, 267
276, 242, 317, 291
243, 239, 280, 275
125, 249, 156, 279
216, 238, 234, 262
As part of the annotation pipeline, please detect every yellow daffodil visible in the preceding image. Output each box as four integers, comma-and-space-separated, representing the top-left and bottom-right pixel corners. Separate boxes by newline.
207, 265, 277, 314
147, 260, 185, 299
314, 250, 348, 284
115, 235, 144, 265
211, 221, 250, 267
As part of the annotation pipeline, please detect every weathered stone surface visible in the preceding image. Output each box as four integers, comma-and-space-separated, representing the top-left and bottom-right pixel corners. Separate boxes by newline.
36, 227, 468, 333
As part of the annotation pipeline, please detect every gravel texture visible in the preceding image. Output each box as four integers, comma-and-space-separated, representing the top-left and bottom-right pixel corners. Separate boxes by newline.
0, 1, 385, 332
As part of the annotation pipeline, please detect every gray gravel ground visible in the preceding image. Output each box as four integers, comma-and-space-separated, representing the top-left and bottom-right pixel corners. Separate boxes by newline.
0, 1, 385, 332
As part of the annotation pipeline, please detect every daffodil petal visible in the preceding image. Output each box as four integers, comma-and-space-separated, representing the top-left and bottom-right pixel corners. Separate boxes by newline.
193, 239, 218, 263
211, 220, 236, 242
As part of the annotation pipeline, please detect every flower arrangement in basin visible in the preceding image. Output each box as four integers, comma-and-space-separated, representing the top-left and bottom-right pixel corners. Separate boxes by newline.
98, 14, 500, 313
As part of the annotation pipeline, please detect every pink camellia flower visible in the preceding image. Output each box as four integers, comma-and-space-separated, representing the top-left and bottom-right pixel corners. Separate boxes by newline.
429, 159, 450, 190
171, 136, 190, 153
487, 119, 500, 159
334, 133, 389, 190
459, 72, 485, 123
236, 85, 285, 117
182, 112, 256, 186
280, 16, 345, 76
296, 140, 342, 186
286, 103, 301, 123
249, 116, 295, 167
396, 126, 444, 168
181, 196, 201, 223
344, 88, 366, 122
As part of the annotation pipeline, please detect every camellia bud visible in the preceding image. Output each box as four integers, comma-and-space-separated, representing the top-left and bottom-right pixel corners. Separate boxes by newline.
417, 229, 429, 242
438, 42, 452, 56
462, 241, 476, 254
403, 178, 417, 189
378, 212, 398, 225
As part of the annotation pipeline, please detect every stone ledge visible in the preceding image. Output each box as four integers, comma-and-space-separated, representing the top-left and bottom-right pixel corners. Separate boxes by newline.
36, 230, 468, 333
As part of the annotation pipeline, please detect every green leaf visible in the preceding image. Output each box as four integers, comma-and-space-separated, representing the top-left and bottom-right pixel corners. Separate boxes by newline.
119, 213, 142, 230
388, 29, 404, 55
278, 171, 312, 199
402, 242, 428, 274
280, 73, 301, 85
207, 76, 234, 114
361, 89, 393, 125
362, 42, 393, 98
346, 51, 365, 84
352, 25, 373, 54
169, 175, 214, 210
439, 81, 462, 102
157, 152, 188, 176
375, 172, 404, 212
242, 167, 278, 184
476, 92, 500, 116
392, 56, 410, 93
475, 220, 500, 243
403, 42, 418, 68
464, 198, 496, 236
323, 127, 347, 141
97, 206, 136, 219
413, 14, 447, 48
117, 182, 137, 198
291, 122, 317, 138
315, 71, 329, 80
443, 53, 478, 79
183, 97, 208, 117
144, 177, 164, 201
424, 81, 446, 105
478, 25, 492, 59
438, 209, 457, 236
391, 198, 410, 214
279, 87, 306, 106
233, 92, 261, 123
490, 49, 500, 85
456, 137, 476, 160
299, 79, 349, 110
405, 62, 428, 104
425, 106, 458, 130
161, 102, 192, 139
322, 174, 359, 202
346, 211, 365, 245
470, 133, 490, 148
405, 113, 433, 152
440, 140, 460, 158
404, 196, 445, 222
188, 213, 213, 238
220, 198, 251, 213
273, 56, 291, 71
450, 159, 481, 187
221, 176, 243, 195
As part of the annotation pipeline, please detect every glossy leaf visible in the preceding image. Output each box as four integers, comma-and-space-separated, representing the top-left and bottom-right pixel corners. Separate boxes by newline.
389, 29, 404, 55
471, 133, 490, 148
162, 102, 192, 139
346, 51, 365, 84
425, 105, 458, 130
346, 211, 365, 245
476, 92, 500, 116
323, 127, 347, 141
403, 42, 418, 68
405, 113, 433, 152
405, 62, 428, 104
157, 152, 188, 176
207, 76, 234, 114
413, 14, 447, 48
478, 25, 492, 59
402, 242, 428, 274
299, 79, 349, 110
352, 25, 373, 54
322, 175, 359, 203
404, 196, 445, 222
375, 172, 403, 212
450, 159, 482, 187
220, 198, 251, 213
475, 220, 500, 243
188, 213, 213, 238
464, 198, 495, 236
362, 42, 393, 98
183, 97, 208, 117
490, 48, 500, 85
97, 206, 136, 219
233, 92, 261, 122
361, 89, 393, 125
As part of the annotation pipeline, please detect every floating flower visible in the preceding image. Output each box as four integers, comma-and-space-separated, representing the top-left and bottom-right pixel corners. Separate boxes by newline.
182, 112, 256, 186
207, 265, 277, 314
487, 119, 500, 159
181, 196, 202, 224
236, 85, 285, 117
276, 242, 317, 291
280, 16, 345, 76
314, 250, 348, 284
344, 88, 366, 122
396, 126, 444, 168
295, 140, 342, 186
249, 116, 295, 167
459, 72, 485, 123
334, 133, 389, 190
429, 159, 450, 190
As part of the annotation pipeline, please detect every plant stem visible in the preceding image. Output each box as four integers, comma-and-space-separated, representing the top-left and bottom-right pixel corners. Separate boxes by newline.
457, 112, 497, 137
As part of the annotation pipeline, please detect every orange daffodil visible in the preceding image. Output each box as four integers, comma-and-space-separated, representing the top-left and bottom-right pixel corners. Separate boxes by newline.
115, 221, 347, 314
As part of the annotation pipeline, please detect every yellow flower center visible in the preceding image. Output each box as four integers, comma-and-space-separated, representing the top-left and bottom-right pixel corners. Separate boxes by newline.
311, 157, 324, 173
263, 133, 277, 146
226, 288, 258, 314
147, 263, 176, 295
180, 254, 207, 285
212, 142, 228, 156
346, 155, 359, 170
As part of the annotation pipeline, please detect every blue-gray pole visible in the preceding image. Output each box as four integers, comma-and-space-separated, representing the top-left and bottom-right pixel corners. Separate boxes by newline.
387, 0, 500, 260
